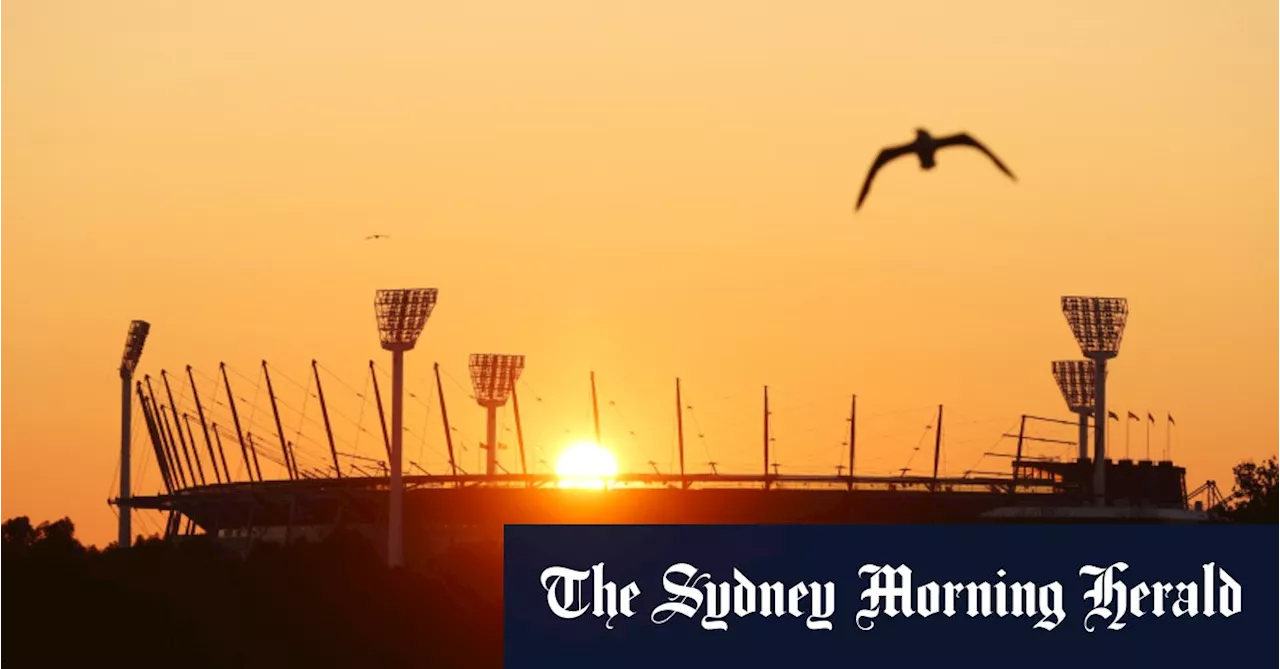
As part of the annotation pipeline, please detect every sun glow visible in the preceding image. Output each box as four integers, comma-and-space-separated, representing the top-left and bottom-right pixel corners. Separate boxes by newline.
554, 441, 619, 489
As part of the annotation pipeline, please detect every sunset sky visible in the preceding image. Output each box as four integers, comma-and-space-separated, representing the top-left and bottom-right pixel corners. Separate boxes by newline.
3, 1, 1276, 545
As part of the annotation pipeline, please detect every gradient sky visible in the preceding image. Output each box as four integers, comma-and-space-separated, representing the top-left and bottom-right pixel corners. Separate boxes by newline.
4, 1, 1277, 545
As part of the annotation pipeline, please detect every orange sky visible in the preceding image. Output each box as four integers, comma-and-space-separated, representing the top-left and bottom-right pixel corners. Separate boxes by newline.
3, 1, 1277, 546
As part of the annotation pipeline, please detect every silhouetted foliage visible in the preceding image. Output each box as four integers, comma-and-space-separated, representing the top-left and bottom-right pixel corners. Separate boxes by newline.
8, 465, 1265, 669
1214, 457, 1278, 523
2, 517, 503, 668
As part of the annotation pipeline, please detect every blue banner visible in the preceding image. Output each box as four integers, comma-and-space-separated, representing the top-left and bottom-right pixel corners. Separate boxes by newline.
504, 524, 1277, 669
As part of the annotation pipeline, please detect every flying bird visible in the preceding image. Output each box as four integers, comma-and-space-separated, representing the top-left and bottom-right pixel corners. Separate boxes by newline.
365, 234, 390, 241
854, 129, 1016, 211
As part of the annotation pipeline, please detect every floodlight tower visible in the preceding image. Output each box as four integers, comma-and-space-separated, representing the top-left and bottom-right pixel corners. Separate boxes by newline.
1051, 360, 1097, 461
468, 354, 526, 478
374, 288, 438, 568
118, 320, 150, 549
1061, 296, 1128, 505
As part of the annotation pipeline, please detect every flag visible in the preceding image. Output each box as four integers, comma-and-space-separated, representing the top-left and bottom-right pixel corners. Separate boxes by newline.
1147, 411, 1155, 423
1168, 413, 1176, 426
1108, 411, 1119, 421
1127, 411, 1140, 421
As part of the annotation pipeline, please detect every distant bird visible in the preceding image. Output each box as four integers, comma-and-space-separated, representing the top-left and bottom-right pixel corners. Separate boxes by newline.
854, 129, 1016, 211
365, 234, 390, 241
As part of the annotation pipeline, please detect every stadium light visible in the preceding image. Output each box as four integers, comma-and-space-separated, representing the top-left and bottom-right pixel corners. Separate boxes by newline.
1051, 359, 1097, 462
118, 320, 151, 549
1061, 296, 1128, 505
374, 288, 438, 568
469, 354, 526, 477
375, 289, 437, 352
1062, 296, 1128, 357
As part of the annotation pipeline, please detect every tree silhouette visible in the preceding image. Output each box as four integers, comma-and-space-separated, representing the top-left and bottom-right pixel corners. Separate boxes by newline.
1215, 457, 1278, 523
2, 516, 38, 550
2, 516, 502, 668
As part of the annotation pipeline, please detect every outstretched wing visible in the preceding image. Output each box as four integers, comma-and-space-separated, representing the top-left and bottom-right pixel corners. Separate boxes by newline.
855, 143, 916, 211
934, 133, 1016, 180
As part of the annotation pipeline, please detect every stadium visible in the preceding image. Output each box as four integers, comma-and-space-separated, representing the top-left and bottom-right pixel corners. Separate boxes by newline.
110, 292, 1212, 566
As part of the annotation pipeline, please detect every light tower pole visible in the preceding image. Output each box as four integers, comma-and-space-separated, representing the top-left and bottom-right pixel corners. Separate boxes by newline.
468, 354, 526, 478
1051, 359, 1097, 462
118, 320, 151, 549
374, 288, 438, 568
1061, 296, 1128, 505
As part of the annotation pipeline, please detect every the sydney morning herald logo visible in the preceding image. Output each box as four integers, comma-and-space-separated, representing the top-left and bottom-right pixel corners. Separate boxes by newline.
539, 562, 1242, 632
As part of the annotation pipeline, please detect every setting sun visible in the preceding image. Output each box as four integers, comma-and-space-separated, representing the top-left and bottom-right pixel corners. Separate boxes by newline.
554, 442, 619, 489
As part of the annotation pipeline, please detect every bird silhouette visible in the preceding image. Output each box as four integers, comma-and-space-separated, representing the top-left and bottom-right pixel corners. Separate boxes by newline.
855, 129, 1016, 211
365, 234, 390, 241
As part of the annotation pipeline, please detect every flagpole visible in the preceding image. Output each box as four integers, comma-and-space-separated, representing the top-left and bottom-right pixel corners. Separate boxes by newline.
1167, 415, 1173, 461
1145, 411, 1150, 460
